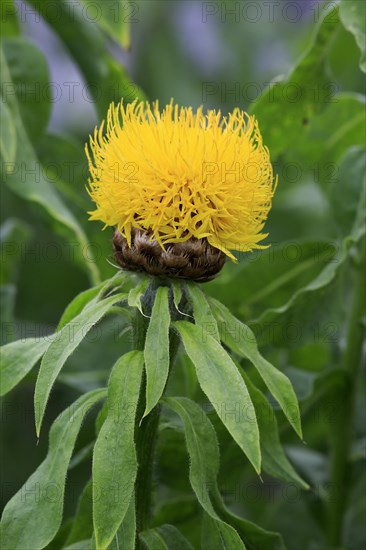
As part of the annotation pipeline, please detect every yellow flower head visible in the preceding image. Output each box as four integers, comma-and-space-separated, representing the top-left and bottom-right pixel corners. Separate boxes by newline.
86, 100, 277, 260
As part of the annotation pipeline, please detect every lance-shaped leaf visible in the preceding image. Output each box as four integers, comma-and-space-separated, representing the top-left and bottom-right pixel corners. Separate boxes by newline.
163, 397, 244, 548
209, 298, 302, 438
187, 283, 219, 341
128, 275, 150, 314
0, 43, 99, 284
0, 389, 106, 550
291, 94, 366, 189
57, 284, 105, 330
64, 481, 94, 546
242, 373, 309, 489
163, 397, 220, 518
0, 335, 55, 396
108, 495, 136, 550
330, 147, 366, 239
58, 272, 128, 331
69, 442, 94, 471
202, 513, 245, 550
171, 279, 183, 312
205, 240, 337, 317
163, 397, 284, 550
144, 286, 171, 417
91, 493, 136, 550
249, 233, 363, 347
35, 292, 127, 436
80, 0, 132, 49
2, 37, 51, 144
173, 321, 260, 473
27, 0, 145, 118
66, 483, 136, 550
93, 351, 143, 549
140, 524, 194, 550
250, 4, 340, 158
212, 505, 285, 550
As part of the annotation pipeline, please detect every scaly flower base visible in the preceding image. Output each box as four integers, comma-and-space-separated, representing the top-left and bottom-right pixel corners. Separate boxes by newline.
113, 228, 226, 282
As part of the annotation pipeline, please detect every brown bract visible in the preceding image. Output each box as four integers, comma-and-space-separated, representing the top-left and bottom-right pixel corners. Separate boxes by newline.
113, 228, 226, 282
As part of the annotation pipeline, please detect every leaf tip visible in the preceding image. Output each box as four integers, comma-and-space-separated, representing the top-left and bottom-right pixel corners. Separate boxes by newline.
34, 400, 43, 439
251, 453, 262, 476
295, 421, 303, 440
35, 416, 41, 439
141, 409, 150, 423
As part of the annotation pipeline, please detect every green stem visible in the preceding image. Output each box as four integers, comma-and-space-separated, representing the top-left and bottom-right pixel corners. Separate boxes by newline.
135, 385, 160, 536
327, 241, 365, 547
132, 305, 181, 544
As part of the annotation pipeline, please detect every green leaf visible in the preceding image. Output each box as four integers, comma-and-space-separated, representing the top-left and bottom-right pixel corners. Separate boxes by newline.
57, 283, 106, 330
206, 240, 337, 318
162, 397, 220, 518
187, 283, 219, 341
0, 219, 29, 341
91, 496, 136, 550
35, 292, 127, 436
163, 397, 284, 550
140, 524, 194, 550
152, 497, 199, 540
2, 37, 51, 144
202, 513, 246, 550
0, 335, 55, 396
208, 298, 302, 438
330, 147, 366, 238
28, 0, 145, 118
0, 100, 16, 164
64, 481, 93, 545
0, 0, 20, 37
340, 0, 366, 72
0, 218, 32, 285
108, 495, 136, 550
0, 284, 16, 342
207, 237, 359, 352
171, 279, 183, 312
69, 442, 94, 470
81, 0, 131, 49
43, 519, 72, 550
212, 507, 286, 550
0, 389, 106, 550
64, 541, 91, 550
251, 4, 340, 158
0, 44, 99, 284
93, 351, 144, 550
71, 482, 135, 550
317, 93, 365, 162
173, 321, 260, 472
36, 133, 91, 210
162, 399, 244, 548
242, 373, 309, 489
128, 275, 150, 314
144, 286, 171, 417
293, 93, 366, 187
249, 236, 362, 347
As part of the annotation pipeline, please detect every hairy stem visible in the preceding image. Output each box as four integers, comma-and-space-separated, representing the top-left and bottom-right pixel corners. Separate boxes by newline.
327, 240, 365, 546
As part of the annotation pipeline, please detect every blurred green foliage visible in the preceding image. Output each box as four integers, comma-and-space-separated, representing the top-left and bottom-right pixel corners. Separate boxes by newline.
1, 1, 365, 549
